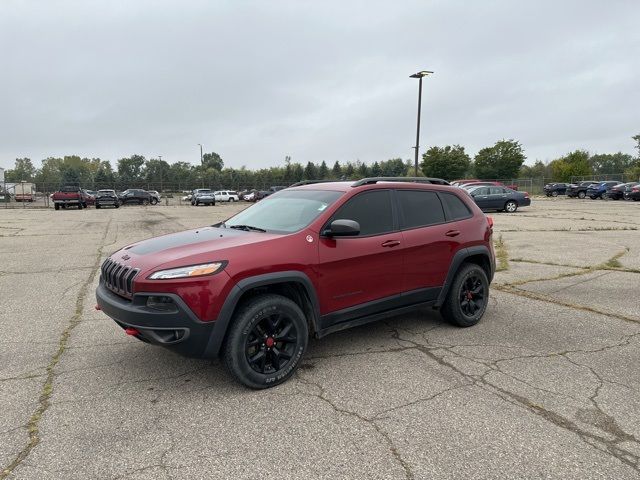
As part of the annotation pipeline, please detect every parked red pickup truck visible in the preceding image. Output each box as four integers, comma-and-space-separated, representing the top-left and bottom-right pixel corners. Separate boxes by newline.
52, 186, 89, 210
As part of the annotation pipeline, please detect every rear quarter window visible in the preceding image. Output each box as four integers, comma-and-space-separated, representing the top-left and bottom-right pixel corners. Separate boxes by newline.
397, 190, 445, 229
438, 192, 473, 221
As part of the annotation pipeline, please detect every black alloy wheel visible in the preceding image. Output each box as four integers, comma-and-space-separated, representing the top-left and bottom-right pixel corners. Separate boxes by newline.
441, 263, 489, 327
224, 294, 308, 389
245, 313, 297, 374
458, 275, 486, 318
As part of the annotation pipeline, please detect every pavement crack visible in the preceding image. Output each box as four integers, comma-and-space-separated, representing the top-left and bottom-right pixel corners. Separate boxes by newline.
295, 375, 415, 479
0, 217, 112, 480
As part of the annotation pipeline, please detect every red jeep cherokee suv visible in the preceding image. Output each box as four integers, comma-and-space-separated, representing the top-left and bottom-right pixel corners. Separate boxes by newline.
96, 178, 495, 388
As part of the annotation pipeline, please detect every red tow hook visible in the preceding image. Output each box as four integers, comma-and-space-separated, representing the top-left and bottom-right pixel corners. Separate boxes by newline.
124, 328, 140, 336
94, 304, 101, 311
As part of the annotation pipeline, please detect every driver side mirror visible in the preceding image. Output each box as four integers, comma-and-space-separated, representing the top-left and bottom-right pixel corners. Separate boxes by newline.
322, 219, 360, 237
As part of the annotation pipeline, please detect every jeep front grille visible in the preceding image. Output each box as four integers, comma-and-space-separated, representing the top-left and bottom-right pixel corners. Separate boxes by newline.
101, 258, 139, 299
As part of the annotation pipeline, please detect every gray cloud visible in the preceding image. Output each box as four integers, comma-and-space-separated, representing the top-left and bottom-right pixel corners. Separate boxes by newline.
1, 0, 638, 170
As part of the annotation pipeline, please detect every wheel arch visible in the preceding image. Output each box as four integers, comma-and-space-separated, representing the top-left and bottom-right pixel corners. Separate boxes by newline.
435, 246, 493, 308
203, 271, 320, 358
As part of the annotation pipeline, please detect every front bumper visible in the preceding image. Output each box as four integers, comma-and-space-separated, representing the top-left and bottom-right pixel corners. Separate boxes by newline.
96, 281, 216, 358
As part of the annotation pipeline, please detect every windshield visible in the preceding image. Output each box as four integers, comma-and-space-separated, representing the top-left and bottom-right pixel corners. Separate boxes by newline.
224, 189, 342, 233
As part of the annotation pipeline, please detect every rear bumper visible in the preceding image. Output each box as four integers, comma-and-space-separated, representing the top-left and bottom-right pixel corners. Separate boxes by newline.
96, 198, 119, 205
520, 198, 531, 207
96, 281, 216, 358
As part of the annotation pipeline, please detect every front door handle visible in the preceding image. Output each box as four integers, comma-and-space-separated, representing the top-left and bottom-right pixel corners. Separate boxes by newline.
381, 240, 401, 247
445, 230, 460, 237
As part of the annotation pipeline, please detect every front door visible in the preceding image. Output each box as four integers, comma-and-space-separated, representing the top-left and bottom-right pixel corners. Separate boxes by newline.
317, 190, 404, 325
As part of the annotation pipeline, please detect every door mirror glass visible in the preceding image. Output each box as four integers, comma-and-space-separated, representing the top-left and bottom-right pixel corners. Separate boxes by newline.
323, 219, 360, 237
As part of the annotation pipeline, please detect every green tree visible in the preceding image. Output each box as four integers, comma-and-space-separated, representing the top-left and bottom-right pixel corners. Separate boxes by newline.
549, 150, 592, 182
474, 140, 526, 179
590, 152, 635, 174
318, 161, 329, 179
117, 155, 146, 184
519, 160, 549, 178
94, 161, 116, 187
5, 158, 36, 182
291, 163, 304, 182
331, 161, 342, 178
370, 162, 382, 177
380, 158, 407, 177
356, 162, 369, 178
303, 162, 318, 180
144, 158, 171, 189
420, 145, 470, 180
344, 163, 355, 178
202, 152, 224, 171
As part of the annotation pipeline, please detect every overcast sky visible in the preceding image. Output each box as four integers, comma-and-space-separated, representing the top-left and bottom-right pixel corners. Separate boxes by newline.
1, 0, 638, 171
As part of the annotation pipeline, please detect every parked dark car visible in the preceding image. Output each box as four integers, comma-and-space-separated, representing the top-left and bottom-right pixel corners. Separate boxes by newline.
95, 189, 120, 208
543, 183, 568, 197
467, 186, 531, 213
608, 182, 639, 200
567, 181, 598, 199
119, 189, 157, 205
586, 181, 622, 199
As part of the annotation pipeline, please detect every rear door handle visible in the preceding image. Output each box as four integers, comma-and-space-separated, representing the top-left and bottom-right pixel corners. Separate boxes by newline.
445, 230, 460, 237
381, 240, 401, 247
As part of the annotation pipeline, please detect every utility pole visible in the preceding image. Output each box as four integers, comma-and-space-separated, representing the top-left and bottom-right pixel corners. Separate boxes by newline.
410, 70, 433, 176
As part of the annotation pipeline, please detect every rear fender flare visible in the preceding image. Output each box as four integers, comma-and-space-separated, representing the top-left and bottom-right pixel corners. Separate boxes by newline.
435, 246, 493, 307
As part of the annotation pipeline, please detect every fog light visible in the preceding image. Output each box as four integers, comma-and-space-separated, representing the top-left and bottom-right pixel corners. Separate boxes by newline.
146, 296, 176, 311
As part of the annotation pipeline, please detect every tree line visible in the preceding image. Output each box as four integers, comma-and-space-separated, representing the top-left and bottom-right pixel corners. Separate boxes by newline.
3, 135, 639, 190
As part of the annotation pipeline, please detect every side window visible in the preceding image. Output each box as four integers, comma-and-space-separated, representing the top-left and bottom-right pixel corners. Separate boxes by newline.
397, 190, 445, 229
489, 187, 504, 195
474, 187, 489, 195
439, 193, 472, 221
329, 190, 394, 236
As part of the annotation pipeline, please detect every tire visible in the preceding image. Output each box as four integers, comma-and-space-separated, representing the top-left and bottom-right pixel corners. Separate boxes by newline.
229, 198, 234, 202
440, 263, 489, 327
223, 294, 308, 389
96, 204, 101, 209
504, 200, 518, 213
150, 198, 158, 205
551, 191, 558, 197
142, 199, 149, 206
195, 201, 199, 206
54, 204, 60, 210
578, 191, 586, 199
78, 202, 83, 210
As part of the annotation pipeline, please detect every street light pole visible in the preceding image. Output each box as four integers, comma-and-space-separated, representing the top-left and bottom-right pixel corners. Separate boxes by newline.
410, 70, 433, 176
197, 144, 203, 166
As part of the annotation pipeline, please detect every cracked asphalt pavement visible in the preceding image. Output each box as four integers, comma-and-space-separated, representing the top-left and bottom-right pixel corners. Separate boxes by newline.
1, 198, 639, 479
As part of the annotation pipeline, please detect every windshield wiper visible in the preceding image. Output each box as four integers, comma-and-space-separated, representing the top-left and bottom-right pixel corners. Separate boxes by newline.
228, 224, 267, 232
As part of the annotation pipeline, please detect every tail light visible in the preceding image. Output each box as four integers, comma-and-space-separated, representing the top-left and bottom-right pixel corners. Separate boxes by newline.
487, 216, 494, 229
633, 187, 640, 192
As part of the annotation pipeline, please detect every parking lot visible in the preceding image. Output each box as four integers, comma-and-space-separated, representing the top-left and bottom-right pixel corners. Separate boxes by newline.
1, 198, 639, 479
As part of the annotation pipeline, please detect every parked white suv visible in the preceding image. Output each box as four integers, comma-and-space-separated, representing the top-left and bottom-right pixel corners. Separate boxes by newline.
214, 190, 240, 202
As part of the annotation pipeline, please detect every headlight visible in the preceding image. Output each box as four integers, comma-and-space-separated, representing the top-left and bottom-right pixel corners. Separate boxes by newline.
148, 261, 227, 280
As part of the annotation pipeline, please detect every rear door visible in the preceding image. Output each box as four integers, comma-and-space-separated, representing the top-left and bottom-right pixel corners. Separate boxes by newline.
488, 187, 507, 209
317, 189, 404, 321
470, 187, 490, 209
396, 189, 458, 297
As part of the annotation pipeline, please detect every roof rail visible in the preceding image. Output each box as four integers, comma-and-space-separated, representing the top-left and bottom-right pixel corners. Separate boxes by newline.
351, 177, 450, 187
288, 180, 346, 187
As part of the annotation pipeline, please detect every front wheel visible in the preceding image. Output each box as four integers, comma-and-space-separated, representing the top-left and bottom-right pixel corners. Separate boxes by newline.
551, 191, 558, 197
578, 191, 586, 199
229, 198, 234, 202
440, 263, 489, 327
223, 294, 308, 389
504, 200, 518, 213
54, 204, 60, 210
150, 198, 158, 205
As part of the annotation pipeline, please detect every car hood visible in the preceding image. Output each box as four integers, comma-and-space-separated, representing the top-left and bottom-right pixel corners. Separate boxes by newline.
112, 227, 281, 272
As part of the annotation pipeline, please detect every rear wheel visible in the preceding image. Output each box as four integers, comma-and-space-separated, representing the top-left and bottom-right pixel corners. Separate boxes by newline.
440, 263, 489, 327
504, 200, 518, 213
54, 204, 60, 210
229, 198, 234, 202
578, 191, 586, 199
223, 294, 308, 389
150, 198, 158, 205
78, 202, 83, 210
96, 204, 101, 209
551, 191, 558, 197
